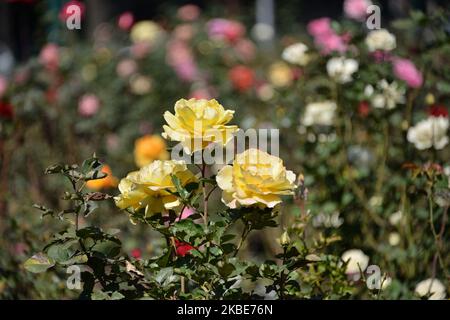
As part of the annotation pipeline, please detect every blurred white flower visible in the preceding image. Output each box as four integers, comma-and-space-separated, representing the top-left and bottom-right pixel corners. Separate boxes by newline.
407, 117, 449, 150
302, 101, 336, 126
381, 276, 392, 290
365, 29, 396, 52
327, 57, 358, 83
389, 210, 403, 226
130, 75, 152, 95
341, 249, 369, 274
388, 232, 400, 246
282, 42, 310, 66
415, 278, 447, 300
364, 80, 405, 109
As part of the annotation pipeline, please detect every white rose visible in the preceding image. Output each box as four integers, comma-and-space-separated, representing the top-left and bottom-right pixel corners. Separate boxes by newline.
302, 101, 337, 126
364, 80, 405, 109
407, 116, 449, 150
341, 249, 369, 274
365, 29, 396, 52
282, 42, 310, 66
327, 57, 358, 83
389, 210, 403, 226
415, 278, 447, 300
388, 232, 400, 246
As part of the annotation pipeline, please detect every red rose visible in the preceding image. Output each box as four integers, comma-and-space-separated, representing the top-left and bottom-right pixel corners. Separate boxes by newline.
358, 101, 370, 117
175, 240, 194, 257
229, 65, 254, 92
0, 101, 14, 119
428, 104, 448, 118
131, 248, 142, 259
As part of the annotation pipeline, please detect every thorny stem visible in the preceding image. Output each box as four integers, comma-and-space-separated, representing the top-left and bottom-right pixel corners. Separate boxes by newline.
430, 200, 449, 280
234, 223, 250, 257
201, 159, 208, 225
279, 247, 287, 300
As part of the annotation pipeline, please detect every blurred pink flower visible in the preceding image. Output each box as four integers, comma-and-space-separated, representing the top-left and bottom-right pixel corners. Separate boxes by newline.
344, 0, 372, 21
307, 18, 347, 54
173, 24, 195, 41
175, 61, 198, 82
131, 42, 151, 59
177, 4, 200, 22
392, 58, 423, 88
0, 76, 7, 98
233, 39, 256, 62
39, 43, 60, 71
78, 94, 100, 117
307, 18, 333, 38
166, 40, 199, 82
315, 32, 347, 54
116, 59, 137, 78
118, 12, 134, 31
371, 50, 392, 63
207, 19, 245, 43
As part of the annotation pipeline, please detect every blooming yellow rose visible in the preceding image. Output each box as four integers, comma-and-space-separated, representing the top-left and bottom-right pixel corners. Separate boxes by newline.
134, 134, 169, 168
114, 160, 197, 216
162, 98, 239, 154
216, 149, 297, 208
130, 21, 163, 44
86, 165, 118, 190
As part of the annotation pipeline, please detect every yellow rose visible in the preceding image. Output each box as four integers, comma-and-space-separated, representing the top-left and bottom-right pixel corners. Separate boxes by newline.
134, 134, 169, 168
216, 149, 297, 208
130, 21, 162, 44
114, 160, 197, 216
86, 165, 118, 190
162, 98, 239, 154
268, 62, 292, 87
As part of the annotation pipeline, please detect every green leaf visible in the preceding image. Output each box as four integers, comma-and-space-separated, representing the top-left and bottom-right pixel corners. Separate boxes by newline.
24, 253, 55, 273
92, 240, 121, 258
46, 240, 78, 263
221, 234, 235, 243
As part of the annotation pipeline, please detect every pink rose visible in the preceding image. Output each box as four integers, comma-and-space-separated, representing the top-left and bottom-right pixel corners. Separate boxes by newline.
0, 76, 7, 98
207, 19, 245, 43
315, 32, 347, 54
131, 42, 151, 59
344, 0, 372, 21
233, 39, 256, 62
116, 59, 137, 78
307, 18, 333, 38
307, 17, 348, 54
118, 12, 134, 31
78, 94, 100, 117
39, 43, 59, 71
174, 61, 199, 82
392, 58, 423, 88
